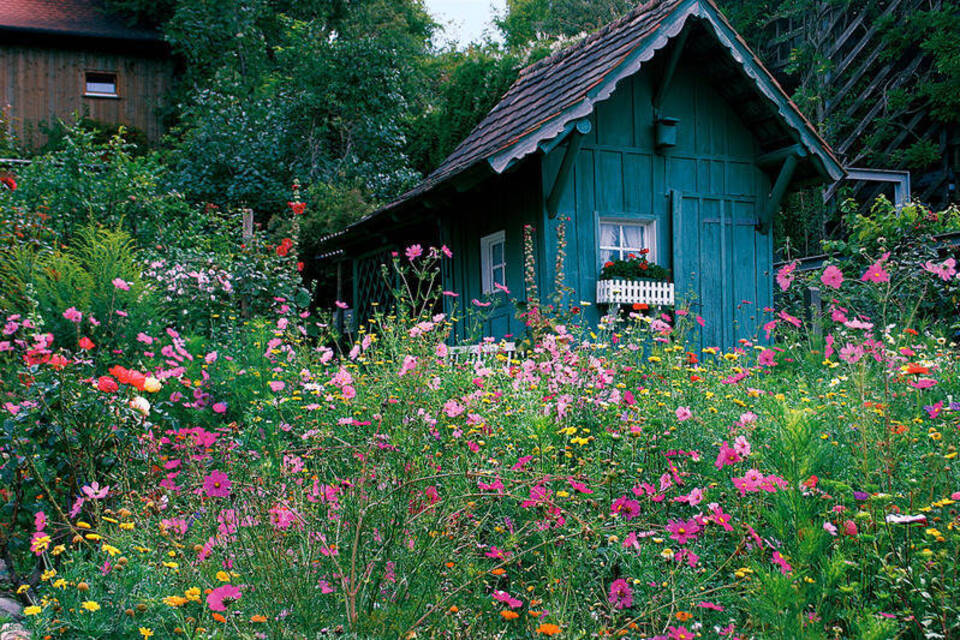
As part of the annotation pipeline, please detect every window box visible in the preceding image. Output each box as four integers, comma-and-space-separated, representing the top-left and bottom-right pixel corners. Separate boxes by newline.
596, 278, 675, 306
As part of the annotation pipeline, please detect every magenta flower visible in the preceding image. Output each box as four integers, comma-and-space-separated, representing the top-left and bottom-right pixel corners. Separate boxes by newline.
398, 355, 417, 377
820, 265, 844, 289
775, 261, 798, 291
405, 244, 423, 261
771, 550, 792, 575
758, 348, 776, 367
82, 482, 109, 500
203, 470, 232, 498
923, 257, 957, 281
268, 380, 285, 392
207, 584, 241, 611
666, 518, 701, 544
860, 252, 891, 283
608, 578, 633, 609
212, 402, 227, 414
112, 277, 130, 291
675, 406, 692, 422
62, 307, 83, 323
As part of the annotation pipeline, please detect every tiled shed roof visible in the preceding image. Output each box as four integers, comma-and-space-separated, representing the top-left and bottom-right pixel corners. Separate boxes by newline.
0, 0, 161, 41
360, 0, 842, 225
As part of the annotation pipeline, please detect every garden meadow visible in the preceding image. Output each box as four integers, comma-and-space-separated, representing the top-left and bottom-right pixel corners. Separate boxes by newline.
2, 133, 960, 639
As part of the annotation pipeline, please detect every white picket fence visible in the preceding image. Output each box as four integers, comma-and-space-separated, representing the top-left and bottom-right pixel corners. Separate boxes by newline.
448, 341, 517, 364
596, 278, 675, 306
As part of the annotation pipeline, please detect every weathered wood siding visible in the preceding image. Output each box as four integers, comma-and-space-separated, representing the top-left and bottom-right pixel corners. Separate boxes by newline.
0, 44, 172, 146
541, 61, 773, 349
443, 163, 541, 342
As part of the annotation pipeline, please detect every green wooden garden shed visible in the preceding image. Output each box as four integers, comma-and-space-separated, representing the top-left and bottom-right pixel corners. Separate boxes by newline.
319, 0, 844, 349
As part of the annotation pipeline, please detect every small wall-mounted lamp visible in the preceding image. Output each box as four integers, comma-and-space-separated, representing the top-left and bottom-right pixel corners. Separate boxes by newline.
655, 117, 679, 150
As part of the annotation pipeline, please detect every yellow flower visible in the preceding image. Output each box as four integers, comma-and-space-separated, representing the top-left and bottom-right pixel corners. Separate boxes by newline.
53, 579, 67, 589
162, 561, 179, 569
16, 584, 29, 595
139, 628, 154, 638
216, 570, 231, 582
81, 600, 101, 612
102, 544, 121, 557
24, 605, 42, 616
184, 587, 201, 602
163, 595, 188, 607
41, 568, 57, 581
143, 377, 162, 392
120, 522, 135, 530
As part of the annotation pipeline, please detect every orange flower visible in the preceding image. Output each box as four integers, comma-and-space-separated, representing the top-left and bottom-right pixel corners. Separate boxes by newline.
904, 363, 930, 375
445, 562, 455, 568
491, 568, 506, 576
250, 615, 267, 623
675, 611, 692, 621
211, 613, 226, 623
448, 606, 459, 614
632, 303, 649, 311
536, 623, 562, 636
500, 610, 519, 620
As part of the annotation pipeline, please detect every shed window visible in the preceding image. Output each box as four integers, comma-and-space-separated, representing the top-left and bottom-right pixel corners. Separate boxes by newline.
480, 230, 506, 294
598, 218, 656, 266
84, 72, 118, 97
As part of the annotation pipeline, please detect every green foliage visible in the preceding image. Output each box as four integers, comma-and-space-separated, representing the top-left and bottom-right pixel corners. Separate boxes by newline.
496, 0, 635, 48
599, 252, 671, 282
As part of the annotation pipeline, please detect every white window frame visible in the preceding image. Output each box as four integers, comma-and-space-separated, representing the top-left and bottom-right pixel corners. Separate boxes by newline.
597, 217, 657, 267
480, 230, 506, 294
84, 71, 119, 98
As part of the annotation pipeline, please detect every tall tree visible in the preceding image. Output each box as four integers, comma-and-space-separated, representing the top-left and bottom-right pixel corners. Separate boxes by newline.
496, 0, 635, 48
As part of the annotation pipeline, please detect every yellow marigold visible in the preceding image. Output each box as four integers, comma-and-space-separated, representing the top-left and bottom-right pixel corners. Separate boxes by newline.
81, 600, 101, 612
102, 544, 121, 557
24, 605, 42, 616
139, 628, 154, 638
184, 587, 201, 602
51, 544, 66, 556
163, 595, 188, 607
250, 614, 267, 623
536, 623, 562, 635
215, 571, 231, 582
41, 569, 57, 581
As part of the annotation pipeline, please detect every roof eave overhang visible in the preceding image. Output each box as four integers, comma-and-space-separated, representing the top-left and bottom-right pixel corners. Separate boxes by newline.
486, 0, 845, 183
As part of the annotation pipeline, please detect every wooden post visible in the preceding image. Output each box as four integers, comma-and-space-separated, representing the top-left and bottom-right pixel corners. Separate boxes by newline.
803, 286, 822, 339
241, 208, 254, 318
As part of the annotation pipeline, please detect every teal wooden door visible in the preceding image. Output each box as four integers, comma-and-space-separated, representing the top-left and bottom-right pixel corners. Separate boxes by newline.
671, 190, 764, 350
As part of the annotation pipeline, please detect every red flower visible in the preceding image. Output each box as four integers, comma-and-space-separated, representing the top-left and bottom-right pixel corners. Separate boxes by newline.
97, 376, 118, 393
276, 238, 293, 257
842, 519, 858, 537
297, 261, 304, 272
1, 176, 16, 191
287, 201, 306, 216
603, 261, 614, 268
78, 337, 95, 350
632, 303, 648, 311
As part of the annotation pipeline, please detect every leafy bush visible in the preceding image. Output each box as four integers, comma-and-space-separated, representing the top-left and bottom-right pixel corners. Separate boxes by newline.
5, 241, 960, 639
599, 250, 671, 281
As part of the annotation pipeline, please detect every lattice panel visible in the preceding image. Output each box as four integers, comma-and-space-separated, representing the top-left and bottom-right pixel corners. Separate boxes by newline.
355, 250, 396, 328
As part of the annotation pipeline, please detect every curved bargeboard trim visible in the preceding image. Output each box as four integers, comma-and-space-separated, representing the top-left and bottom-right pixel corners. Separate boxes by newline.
487, 0, 844, 182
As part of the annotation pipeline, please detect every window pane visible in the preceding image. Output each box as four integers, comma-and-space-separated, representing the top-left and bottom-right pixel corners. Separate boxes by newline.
622, 224, 644, 249
493, 266, 505, 286
599, 249, 617, 264
491, 241, 503, 265
600, 223, 620, 247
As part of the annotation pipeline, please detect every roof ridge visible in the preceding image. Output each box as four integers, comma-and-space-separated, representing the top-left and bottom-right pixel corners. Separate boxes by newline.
516, 0, 664, 78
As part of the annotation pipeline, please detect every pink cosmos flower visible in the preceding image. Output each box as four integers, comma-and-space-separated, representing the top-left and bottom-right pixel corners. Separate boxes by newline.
443, 399, 464, 417
62, 307, 83, 323
823, 521, 838, 536
608, 578, 633, 609
861, 253, 890, 283
714, 442, 741, 469
212, 402, 227, 414
668, 625, 695, 640
268, 380, 285, 392
440, 244, 453, 258
611, 495, 641, 520
207, 584, 241, 611
771, 550, 792, 575
82, 482, 109, 500
405, 244, 423, 261
776, 261, 798, 292
675, 406, 692, 422
733, 435, 751, 457
398, 355, 417, 376
758, 349, 776, 367
112, 277, 130, 291
820, 265, 844, 289
666, 518, 701, 545
203, 470, 232, 498
492, 590, 522, 609
923, 257, 956, 281
838, 343, 864, 364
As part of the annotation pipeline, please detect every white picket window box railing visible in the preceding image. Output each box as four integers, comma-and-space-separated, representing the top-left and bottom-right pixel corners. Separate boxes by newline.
596, 278, 675, 306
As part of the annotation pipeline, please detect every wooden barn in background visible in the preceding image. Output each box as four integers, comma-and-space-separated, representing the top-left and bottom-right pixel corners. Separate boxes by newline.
0, 0, 173, 147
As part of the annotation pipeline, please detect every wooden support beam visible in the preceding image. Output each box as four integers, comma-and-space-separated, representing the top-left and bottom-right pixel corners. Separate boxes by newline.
653, 28, 690, 113
545, 119, 592, 219
757, 151, 799, 234
757, 144, 805, 167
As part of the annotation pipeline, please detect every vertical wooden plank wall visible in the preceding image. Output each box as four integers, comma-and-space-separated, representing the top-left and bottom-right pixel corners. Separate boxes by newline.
0, 44, 172, 146
540, 61, 773, 349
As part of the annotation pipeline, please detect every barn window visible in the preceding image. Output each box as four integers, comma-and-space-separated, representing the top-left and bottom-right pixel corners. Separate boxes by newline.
480, 230, 506, 294
598, 218, 656, 266
84, 72, 118, 97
